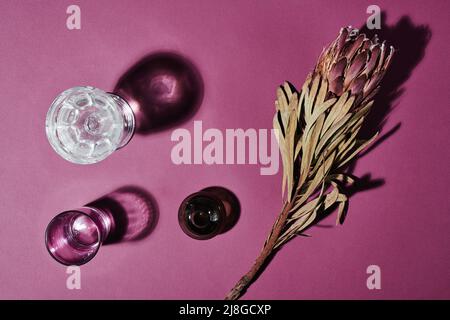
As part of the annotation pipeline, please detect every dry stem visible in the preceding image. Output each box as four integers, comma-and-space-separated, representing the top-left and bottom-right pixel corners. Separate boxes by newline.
225, 201, 293, 300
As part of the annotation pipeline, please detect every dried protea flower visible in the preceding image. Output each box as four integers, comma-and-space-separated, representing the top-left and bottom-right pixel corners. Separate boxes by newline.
225, 27, 394, 300
317, 27, 394, 103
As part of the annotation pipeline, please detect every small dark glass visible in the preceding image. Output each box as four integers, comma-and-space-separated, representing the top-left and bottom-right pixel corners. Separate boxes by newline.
178, 187, 240, 240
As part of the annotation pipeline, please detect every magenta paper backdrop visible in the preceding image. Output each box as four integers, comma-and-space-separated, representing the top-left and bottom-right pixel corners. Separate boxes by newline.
0, 0, 449, 299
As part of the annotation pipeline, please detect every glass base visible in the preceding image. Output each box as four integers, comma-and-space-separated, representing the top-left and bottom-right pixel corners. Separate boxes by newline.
46, 86, 135, 164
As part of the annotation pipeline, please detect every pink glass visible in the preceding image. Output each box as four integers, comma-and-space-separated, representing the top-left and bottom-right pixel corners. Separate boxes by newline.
45, 207, 110, 266
45, 187, 157, 265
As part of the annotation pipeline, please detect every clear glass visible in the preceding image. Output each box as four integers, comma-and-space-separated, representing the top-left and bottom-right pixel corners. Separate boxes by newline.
46, 86, 135, 164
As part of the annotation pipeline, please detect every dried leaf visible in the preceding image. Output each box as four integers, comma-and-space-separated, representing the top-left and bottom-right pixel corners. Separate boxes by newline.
322, 91, 350, 135
338, 132, 378, 168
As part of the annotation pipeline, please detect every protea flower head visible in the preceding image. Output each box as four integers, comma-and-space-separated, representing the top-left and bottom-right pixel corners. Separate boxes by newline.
315, 26, 395, 104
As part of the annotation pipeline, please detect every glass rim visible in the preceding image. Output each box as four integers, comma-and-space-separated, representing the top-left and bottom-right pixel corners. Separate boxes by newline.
44, 209, 102, 266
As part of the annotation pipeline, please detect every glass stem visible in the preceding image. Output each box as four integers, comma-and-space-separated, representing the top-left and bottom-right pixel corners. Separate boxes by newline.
109, 93, 136, 149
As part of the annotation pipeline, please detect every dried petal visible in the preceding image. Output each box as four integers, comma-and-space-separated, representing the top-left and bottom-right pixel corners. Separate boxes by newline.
329, 76, 344, 95
329, 57, 347, 81
363, 45, 381, 76
336, 27, 349, 54
376, 42, 386, 73
345, 51, 368, 87
382, 46, 395, 71
363, 72, 382, 97
350, 74, 367, 95
344, 34, 365, 61
361, 39, 371, 51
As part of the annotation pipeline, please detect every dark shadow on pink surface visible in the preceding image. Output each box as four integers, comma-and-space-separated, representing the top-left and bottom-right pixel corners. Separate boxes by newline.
113, 52, 204, 134
87, 186, 159, 244
315, 173, 385, 228
342, 13, 431, 212
238, 15, 431, 298
356, 13, 431, 149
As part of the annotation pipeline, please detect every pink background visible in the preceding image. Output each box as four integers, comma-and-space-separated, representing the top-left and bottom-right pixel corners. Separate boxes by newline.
0, 0, 449, 299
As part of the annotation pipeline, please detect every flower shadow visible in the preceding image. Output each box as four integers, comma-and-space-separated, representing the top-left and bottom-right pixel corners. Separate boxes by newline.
338, 13, 432, 202
322, 13, 431, 225
357, 13, 431, 144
